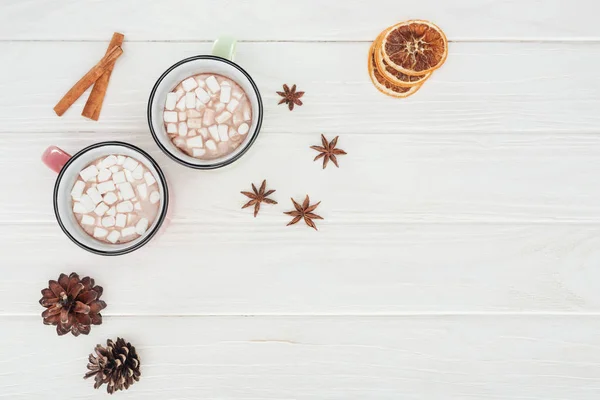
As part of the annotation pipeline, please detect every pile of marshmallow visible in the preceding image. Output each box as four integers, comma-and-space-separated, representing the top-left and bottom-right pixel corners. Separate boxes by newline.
71, 155, 160, 244
163, 74, 252, 158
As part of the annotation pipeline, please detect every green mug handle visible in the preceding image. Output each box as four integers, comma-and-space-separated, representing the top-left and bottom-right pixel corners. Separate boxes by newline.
212, 36, 237, 61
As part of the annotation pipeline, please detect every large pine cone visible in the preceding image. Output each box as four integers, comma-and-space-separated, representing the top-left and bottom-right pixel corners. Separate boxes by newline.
39, 272, 106, 336
84, 338, 141, 394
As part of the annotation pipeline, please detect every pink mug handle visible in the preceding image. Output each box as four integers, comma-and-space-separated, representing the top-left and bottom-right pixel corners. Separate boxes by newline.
42, 146, 72, 174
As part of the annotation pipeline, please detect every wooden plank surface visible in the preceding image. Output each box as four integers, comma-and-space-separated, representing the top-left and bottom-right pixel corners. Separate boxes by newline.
1, 0, 598, 41
2, 316, 600, 399
3, 0, 600, 398
1, 42, 599, 134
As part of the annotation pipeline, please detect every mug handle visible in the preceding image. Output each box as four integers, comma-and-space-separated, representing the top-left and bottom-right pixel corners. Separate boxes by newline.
42, 146, 72, 174
212, 36, 237, 61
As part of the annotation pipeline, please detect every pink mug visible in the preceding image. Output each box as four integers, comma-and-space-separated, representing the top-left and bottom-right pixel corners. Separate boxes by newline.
42, 141, 169, 256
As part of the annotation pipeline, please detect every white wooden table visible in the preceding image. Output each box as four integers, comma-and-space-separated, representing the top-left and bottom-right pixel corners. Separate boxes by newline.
2, 1, 600, 398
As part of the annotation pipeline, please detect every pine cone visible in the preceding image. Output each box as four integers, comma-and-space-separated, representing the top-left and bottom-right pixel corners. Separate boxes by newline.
84, 338, 141, 394
39, 272, 106, 336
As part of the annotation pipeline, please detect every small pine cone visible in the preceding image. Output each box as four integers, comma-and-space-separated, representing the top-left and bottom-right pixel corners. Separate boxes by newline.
84, 338, 141, 394
39, 272, 106, 336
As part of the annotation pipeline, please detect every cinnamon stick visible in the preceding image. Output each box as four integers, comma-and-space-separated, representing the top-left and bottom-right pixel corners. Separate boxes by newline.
82, 32, 125, 120
53, 45, 123, 116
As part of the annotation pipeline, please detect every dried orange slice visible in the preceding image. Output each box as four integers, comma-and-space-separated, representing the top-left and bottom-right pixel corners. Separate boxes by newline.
381, 20, 448, 76
368, 41, 421, 98
374, 29, 431, 87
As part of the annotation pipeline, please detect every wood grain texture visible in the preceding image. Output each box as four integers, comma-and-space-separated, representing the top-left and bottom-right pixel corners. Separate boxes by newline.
3, 223, 599, 315
1, 0, 599, 41
3, 0, 600, 398
1, 42, 600, 133
2, 316, 600, 399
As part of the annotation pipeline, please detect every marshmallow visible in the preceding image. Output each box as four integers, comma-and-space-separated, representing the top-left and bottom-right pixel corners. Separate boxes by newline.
87, 187, 103, 205
198, 128, 209, 139
123, 158, 139, 172
125, 170, 135, 182
167, 123, 177, 134
175, 88, 185, 100
109, 166, 120, 173
215, 111, 232, 124
137, 183, 148, 199
205, 76, 220, 93
134, 202, 142, 211
112, 171, 126, 184
97, 180, 116, 194
215, 102, 225, 113
164, 111, 178, 123
106, 230, 121, 244
182, 77, 198, 91
195, 102, 204, 111
202, 109, 215, 126
135, 218, 149, 235
238, 123, 250, 135
97, 168, 111, 182
218, 124, 229, 142
103, 191, 118, 205
100, 155, 118, 168
132, 164, 144, 180
121, 226, 136, 238
178, 122, 188, 137
187, 119, 202, 129
79, 165, 99, 182
149, 191, 161, 204
229, 127, 239, 139
93, 227, 108, 239
117, 192, 123, 201
185, 92, 196, 109
195, 87, 211, 104
106, 206, 116, 216
94, 202, 109, 216
81, 214, 95, 225
193, 148, 206, 157
165, 92, 177, 110
117, 155, 126, 165
175, 97, 186, 111
73, 202, 87, 214
179, 111, 187, 121
116, 201, 134, 213
127, 214, 135, 224
208, 125, 220, 142
188, 129, 197, 137
205, 140, 217, 151
232, 88, 244, 100
187, 109, 202, 118
173, 137, 186, 148
71, 180, 85, 199
220, 83, 231, 103
117, 182, 135, 200
115, 214, 126, 228
79, 194, 96, 212
187, 136, 204, 148
226, 99, 240, 113
243, 105, 251, 121
102, 216, 116, 227
144, 172, 156, 186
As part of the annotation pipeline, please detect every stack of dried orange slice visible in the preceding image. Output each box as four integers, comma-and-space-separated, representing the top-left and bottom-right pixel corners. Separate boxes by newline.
368, 20, 448, 98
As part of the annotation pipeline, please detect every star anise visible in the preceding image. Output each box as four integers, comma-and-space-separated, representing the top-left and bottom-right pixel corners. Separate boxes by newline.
284, 195, 323, 230
311, 134, 347, 169
277, 84, 304, 111
241, 180, 278, 217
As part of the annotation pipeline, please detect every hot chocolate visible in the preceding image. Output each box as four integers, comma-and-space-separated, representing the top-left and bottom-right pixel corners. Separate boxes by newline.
163, 74, 252, 160
70, 154, 162, 244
